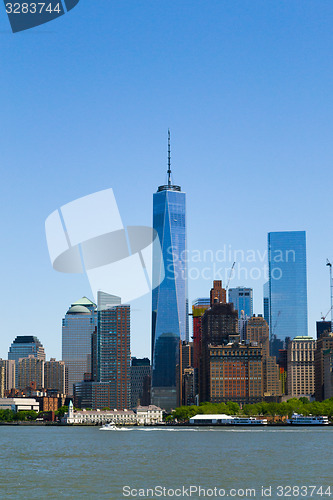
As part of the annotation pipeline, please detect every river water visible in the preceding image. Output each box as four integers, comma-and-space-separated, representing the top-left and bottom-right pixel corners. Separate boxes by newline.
0, 426, 332, 499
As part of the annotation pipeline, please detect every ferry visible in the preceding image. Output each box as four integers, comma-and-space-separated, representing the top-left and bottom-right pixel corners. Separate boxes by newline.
189, 414, 267, 425
287, 413, 329, 425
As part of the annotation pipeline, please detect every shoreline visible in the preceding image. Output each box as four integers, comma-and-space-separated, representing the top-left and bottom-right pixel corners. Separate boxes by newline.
0, 421, 332, 427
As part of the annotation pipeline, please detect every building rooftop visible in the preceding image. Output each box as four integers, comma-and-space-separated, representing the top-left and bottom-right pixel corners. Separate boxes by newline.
136, 405, 162, 411
190, 414, 232, 420
67, 305, 91, 314
71, 297, 96, 308
12, 336, 42, 345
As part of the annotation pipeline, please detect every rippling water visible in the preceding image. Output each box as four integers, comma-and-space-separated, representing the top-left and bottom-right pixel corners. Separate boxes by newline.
0, 426, 332, 499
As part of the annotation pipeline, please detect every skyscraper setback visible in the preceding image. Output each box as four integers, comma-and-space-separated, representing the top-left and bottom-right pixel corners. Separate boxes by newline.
151, 132, 188, 411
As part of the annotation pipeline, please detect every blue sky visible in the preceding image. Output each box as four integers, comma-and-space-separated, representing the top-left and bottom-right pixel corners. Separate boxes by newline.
1, 0, 333, 360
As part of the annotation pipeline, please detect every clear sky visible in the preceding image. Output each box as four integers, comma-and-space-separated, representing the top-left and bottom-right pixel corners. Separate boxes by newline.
1, 0, 333, 360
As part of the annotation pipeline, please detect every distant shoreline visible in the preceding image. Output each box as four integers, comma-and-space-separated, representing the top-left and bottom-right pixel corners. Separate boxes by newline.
0, 421, 332, 427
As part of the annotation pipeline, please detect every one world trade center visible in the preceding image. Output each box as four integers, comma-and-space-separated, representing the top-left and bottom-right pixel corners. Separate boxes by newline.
151, 132, 188, 411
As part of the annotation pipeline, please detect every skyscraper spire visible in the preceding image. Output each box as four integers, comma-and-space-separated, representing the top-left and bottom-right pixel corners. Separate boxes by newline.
167, 129, 171, 187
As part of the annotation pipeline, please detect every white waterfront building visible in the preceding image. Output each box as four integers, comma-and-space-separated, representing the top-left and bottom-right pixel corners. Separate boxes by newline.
64, 401, 163, 425
135, 405, 164, 425
0, 398, 39, 412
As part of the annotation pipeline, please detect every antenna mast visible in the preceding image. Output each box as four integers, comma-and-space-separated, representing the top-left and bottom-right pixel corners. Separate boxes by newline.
167, 129, 171, 187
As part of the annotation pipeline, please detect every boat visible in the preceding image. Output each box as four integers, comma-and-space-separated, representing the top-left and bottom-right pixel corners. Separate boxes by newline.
287, 413, 329, 425
99, 422, 118, 431
189, 414, 267, 425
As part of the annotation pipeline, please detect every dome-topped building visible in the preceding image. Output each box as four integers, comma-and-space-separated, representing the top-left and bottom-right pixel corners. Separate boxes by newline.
62, 297, 97, 396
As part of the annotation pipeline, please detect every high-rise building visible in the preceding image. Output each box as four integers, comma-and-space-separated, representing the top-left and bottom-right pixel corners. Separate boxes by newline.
245, 316, 280, 396
8, 336, 45, 387
208, 342, 263, 405
263, 281, 269, 325
96, 293, 131, 410
18, 356, 44, 390
287, 336, 315, 397
228, 287, 253, 319
246, 315, 270, 357
314, 332, 333, 401
199, 301, 238, 403
0, 366, 4, 398
316, 321, 331, 340
192, 298, 210, 372
62, 297, 97, 396
177, 341, 195, 406
151, 133, 188, 411
278, 348, 288, 395
268, 231, 308, 343
182, 368, 195, 406
323, 349, 333, 399
74, 381, 114, 410
210, 280, 226, 307
0, 359, 15, 392
131, 358, 151, 408
44, 359, 66, 394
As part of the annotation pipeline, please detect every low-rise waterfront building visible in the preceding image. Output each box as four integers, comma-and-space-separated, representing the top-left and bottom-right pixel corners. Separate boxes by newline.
0, 397, 39, 412
64, 401, 163, 425
135, 405, 163, 425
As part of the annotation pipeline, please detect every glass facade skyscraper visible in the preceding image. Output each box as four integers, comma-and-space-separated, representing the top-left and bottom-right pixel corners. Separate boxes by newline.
8, 336, 46, 387
268, 231, 308, 343
151, 137, 188, 411
228, 287, 253, 318
62, 297, 97, 396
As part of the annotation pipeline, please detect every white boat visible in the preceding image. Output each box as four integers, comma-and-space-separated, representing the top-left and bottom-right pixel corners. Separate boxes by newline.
189, 414, 267, 425
99, 422, 118, 431
287, 413, 329, 425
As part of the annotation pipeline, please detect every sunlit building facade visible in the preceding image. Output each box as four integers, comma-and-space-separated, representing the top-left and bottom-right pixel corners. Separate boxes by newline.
8, 336, 45, 387
97, 297, 131, 410
268, 231, 308, 342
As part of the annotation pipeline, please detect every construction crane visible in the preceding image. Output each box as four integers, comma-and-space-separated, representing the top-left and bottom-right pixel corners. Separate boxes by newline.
225, 261, 236, 292
320, 306, 333, 321
326, 259, 333, 330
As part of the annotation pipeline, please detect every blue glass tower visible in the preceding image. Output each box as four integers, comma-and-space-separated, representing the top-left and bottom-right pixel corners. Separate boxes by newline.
228, 287, 253, 318
268, 231, 308, 343
151, 132, 188, 411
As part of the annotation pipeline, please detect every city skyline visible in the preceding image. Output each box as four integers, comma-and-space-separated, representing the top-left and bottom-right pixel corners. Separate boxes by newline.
1, 2, 333, 361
